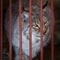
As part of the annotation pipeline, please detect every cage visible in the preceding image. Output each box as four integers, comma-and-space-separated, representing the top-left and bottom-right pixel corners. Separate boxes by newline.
0, 0, 60, 60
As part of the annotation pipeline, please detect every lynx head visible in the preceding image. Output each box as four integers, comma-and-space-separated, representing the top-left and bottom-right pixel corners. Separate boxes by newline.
21, 1, 51, 43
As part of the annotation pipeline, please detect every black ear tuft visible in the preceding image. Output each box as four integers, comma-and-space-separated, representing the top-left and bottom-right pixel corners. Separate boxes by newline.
43, 0, 48, 9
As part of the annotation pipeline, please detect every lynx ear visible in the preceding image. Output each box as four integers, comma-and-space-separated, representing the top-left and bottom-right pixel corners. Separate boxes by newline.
43, 6, 50, 12
43, 5, 51, 19
42, 0, 51, 15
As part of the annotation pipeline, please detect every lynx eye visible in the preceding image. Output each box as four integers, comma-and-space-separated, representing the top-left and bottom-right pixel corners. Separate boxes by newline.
36, 24, 38, 27
43, 16, 47, 24
22, 12, 29, 21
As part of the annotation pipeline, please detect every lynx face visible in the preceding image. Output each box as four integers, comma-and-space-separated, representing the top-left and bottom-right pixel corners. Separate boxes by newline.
22, 10, 50, 43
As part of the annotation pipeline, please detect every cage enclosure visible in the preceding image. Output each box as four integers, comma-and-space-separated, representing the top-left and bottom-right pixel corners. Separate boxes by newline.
1, 0, 60, 60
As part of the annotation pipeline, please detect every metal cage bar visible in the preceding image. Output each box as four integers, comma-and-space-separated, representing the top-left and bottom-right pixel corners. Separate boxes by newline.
40, 0, 43, 60
19, 0, 22, 60
29, 0, 32, 60
0, 0, 3, 60
9, 0, 12, 60
51, 0, 54, 60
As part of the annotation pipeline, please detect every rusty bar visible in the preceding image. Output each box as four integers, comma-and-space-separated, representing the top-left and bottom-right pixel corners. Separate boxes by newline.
29, 0, 32, 60
0, 0, 3, 60
51, 0, 54, 60
9, 0, 12, 60
40, 0, 43, 60
19, 0, 22, 60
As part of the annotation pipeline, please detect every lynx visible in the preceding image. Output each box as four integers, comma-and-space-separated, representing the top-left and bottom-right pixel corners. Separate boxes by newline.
4, 0, 51, 60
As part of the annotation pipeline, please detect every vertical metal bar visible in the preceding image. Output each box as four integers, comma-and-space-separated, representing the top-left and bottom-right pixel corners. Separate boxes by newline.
51, 0, 54, 60
40, 0, 43, 60
0, 0, 3, 60
29, 0, 32, 60
19, 0, 22, 60
9, 0, 12, 60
